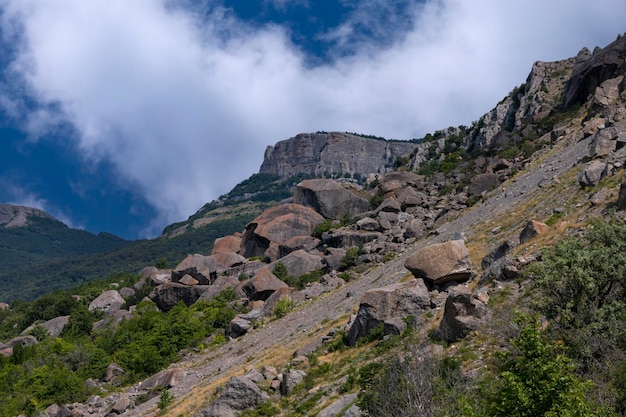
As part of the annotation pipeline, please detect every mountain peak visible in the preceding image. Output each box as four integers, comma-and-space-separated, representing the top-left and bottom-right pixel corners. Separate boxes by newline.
0, 204, 59, 228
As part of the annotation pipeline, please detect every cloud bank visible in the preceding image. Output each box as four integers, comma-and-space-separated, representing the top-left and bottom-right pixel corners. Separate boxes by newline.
0, 0, 624, 235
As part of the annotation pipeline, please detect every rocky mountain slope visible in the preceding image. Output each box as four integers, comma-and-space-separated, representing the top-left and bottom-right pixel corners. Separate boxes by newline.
1, 34, 625, 417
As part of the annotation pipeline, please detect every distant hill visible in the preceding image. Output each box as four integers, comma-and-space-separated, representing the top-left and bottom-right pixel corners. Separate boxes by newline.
0, 207, 257, 302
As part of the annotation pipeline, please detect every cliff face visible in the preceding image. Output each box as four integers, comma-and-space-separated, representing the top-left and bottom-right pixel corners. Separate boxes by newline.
259, 132, 416, 178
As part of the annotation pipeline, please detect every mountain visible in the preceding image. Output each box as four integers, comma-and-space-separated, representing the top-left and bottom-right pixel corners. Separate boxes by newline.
0, 204, 131, 275
0, 34, 625, 417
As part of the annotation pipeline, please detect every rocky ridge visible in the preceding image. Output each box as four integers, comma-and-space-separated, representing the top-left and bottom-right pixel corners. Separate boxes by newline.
0, 204, 57, 228
2, 34, 626, 417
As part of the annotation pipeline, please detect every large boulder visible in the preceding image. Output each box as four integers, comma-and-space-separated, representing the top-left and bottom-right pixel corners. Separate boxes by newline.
519, 220, 549, 244
347, 279, 432, 346
213, 252, 246, 270
196, 376, 269, 417
293, 179, 370, 220
278, 235, 322, 258
321, 229, 381, 249
437, 287, 487, 342
150, 283, 210, 312
239, 268, 288, 301
467, 173, 499, 197
404, 240, 474, 285
88, 290, 125, 313
40, 315, 70, 338
379, 171, 425, 195
211, 235, 242, 255
172, 254, 217, 285
272, 249, 324, 277
578, 160, 609, 187
241, 204, 325, 259
139, 369, 180, 391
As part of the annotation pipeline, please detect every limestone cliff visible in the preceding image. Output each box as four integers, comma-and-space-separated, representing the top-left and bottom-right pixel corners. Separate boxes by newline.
259, 132, 416, 178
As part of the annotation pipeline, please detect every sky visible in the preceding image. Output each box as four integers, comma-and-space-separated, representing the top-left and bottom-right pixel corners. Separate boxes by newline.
0, 0, 624, 239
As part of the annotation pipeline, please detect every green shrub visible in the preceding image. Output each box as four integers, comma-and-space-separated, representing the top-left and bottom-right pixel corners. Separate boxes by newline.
273, 298, 296, 319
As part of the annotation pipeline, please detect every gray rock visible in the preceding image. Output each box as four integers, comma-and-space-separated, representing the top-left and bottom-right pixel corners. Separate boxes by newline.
150, 283, 210, 312
356, 217, 380, 231
404, 240, 474, 285
437, 287, 487, 342
322, 229, 381, 249
139, 369, 179, 390
88, 290, 125, 313
347, 279, 432, 346
578, 159, 609, 187
280, 369, 306, 395
119, 287, 136, 299
467, 173, 499, 197
105, 362, 125, 383
172, 254, 217, 285
519, 220, 549, 244
111, 395, 132, 414
225, 316, 253, 339
271, 249, 324, 278
317, 393, 358, 417
197, 376, 269, 417
294, 178, 370, 220
239, 268, 288, 301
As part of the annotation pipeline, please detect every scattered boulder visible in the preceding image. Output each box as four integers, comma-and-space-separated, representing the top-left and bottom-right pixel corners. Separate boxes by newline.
322, 229, 381, 249
271, 249, 324, 277
0, 335, 38, 355
578, 159, 609, 187
197, 276, 241, 302
261, 287, 304, 317
278, 235, 322, 258
594, 75, 624, 107
139, 369, 179, 390
150, 283, 210, 312
88, 290, 125, 313
374, 196, 401, 214
241, 204, 325, 259
293, 179, 370, 220
589, 127, 619, 157
379, 171, 424, 195
214, 252, 246, 270
119, 287, 136, 299
397, 186, 426, 210
111, 395, 133, 414
239, 268, 288, 301
104, 362, 125, 383
519, 220, 549, 244
347, 279, 432, 346
404, 240, 474, 285
467, 173, 499, 197
40, 315, 70, 338
172, 254, 217, 285
437, 287, 487, 342
356, 217, 380, 231
196, 376, 269, 417
280, 369, 306, 396
212, 235, 242, 255
481, 237, 519, 270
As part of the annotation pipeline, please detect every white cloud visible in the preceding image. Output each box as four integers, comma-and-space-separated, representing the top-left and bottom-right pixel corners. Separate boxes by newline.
0, 0, 624, 235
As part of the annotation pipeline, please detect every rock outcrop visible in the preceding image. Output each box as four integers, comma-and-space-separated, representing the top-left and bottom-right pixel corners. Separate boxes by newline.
260, 132, 415, 179
437, 287, 487, 342
0, 204, 58, 228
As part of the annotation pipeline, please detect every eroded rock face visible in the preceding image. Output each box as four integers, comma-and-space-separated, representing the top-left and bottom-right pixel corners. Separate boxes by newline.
563, 35, 626, 108
212, 235, 242, 255
241, 204, 325, 259
259, 132, 415, 179
404, 240, 474, 285
347, 279, 432, 346
293, 179, 370, 220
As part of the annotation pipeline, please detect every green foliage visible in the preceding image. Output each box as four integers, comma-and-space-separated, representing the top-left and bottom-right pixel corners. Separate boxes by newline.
341, 244, 364, 270
283, 269, 324, 290
273, 298, 296, 319
239, 401, 280, 416
484, 314, 611, 417
369, 194, 384, 210
272, 262, 288, 280
157, 388, 175, 415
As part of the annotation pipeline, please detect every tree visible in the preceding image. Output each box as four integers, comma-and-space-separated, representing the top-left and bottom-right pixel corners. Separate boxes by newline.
485, 315, 614, 417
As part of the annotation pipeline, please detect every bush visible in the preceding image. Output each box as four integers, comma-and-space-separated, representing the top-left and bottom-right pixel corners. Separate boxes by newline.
273, 298, 295, 319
